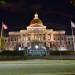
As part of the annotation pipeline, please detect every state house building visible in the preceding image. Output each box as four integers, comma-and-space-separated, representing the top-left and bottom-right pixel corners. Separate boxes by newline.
7, 13, 74, 55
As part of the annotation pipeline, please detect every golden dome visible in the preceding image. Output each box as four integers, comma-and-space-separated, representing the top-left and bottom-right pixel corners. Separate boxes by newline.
30, 13, 43, 27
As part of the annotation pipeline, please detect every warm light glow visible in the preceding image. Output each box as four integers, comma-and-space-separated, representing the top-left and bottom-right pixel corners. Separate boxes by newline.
34, 13, 38, 19
18, 47, 22, 51
58, 47, 67, 51
18, 47, 24, 51
42, 46, 46, 49
35, 45, 39, 49
28, 46, 31, 49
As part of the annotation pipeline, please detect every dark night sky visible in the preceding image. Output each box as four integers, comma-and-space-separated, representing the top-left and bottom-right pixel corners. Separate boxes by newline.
0, 0, 75, 35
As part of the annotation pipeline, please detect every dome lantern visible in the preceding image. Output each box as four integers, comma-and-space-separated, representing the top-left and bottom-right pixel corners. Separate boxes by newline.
34, 13, 39, 19
27, 13, 46, 29
29, 13, 45, 27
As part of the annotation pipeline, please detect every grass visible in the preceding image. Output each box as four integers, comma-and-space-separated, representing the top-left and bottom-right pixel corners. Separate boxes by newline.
0, 60, 75, 75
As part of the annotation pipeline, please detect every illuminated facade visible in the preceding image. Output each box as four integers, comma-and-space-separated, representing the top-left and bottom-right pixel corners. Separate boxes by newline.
7, 13, 74, 52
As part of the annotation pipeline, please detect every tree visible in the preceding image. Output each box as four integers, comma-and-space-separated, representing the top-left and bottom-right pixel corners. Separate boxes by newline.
0, 0, 6, 4
0, 37, 6, 50
70, 0, 75, 6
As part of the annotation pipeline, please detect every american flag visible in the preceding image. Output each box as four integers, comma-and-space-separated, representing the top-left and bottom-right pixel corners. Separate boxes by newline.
71, 21, 75, 28
2, 22, 7, 29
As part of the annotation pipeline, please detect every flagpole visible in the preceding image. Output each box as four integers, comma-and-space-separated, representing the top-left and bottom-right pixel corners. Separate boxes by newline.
71, 24, 75, 51
1, 22, 3, 38
0, 23, 3, 50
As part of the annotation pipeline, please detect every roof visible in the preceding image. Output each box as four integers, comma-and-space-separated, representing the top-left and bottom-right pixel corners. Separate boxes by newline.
29, 13, 44, 27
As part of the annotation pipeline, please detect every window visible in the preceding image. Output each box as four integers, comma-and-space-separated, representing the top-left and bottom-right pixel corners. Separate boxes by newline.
54, 38, 55, 40
58, 37, 59, 40
14, 37, 16, 41
71, 38, 73, 40
43, 36, 45, 40
68, 41, 70, 45
28, 37, 30, 40
5, 40, 6, 42
48, 34, 51, 40
61, 37, 64, 40
68, 38, 70, 41
10, 37, 13, 41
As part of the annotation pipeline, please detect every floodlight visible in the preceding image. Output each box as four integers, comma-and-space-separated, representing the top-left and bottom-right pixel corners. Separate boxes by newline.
58, 47, 67, 51
35, 45, 39, 49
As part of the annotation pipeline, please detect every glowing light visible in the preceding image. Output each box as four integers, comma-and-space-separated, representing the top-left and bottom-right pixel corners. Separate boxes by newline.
58, 47, 67, 51
28, 46, 31, 49
18, 47, 24, 51
34, 13, 38, 19
35, 45, 39, 49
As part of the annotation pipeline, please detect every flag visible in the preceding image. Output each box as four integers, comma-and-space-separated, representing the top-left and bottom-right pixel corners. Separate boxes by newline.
71, 21, 75, 28
2, 23, 7, 29
71, 21, 75, 51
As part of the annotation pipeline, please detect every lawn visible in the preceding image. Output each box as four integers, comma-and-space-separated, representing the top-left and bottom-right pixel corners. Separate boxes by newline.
0, 60, 75, 75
